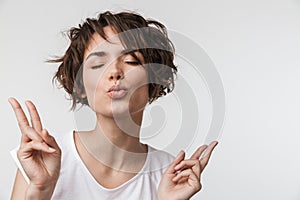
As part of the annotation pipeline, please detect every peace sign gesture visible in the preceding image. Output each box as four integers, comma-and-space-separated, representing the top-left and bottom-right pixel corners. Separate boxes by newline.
158, 141, 218, 200
8, 97, 61, 196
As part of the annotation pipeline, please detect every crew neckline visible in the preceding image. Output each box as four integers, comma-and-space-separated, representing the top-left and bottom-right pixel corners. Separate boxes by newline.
70, 130, 151, 191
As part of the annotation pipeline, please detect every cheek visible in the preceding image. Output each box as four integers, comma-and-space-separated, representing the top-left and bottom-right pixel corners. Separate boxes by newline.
83, 70, 106, 104
127, 68, 149, 110
126, 67, 148, 88
128, 85, 149, 114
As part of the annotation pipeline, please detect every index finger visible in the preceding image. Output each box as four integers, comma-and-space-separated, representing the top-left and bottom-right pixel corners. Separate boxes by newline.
8, 97, 30, 133
200, 141, 218, 170
190, 145, 208, 160
164, 150, 185, 174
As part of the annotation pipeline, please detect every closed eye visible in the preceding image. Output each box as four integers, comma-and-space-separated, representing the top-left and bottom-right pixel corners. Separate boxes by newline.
91, 64, 104, 69
125, 61, 140, 65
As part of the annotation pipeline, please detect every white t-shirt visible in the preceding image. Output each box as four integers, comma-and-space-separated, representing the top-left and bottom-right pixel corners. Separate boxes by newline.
11, 130, 175, 200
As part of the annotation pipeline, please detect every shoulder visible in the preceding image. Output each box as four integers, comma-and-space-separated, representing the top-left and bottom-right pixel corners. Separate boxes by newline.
46, 129, 77, 164
46, 129, 73, 149
144, 145, 175, 173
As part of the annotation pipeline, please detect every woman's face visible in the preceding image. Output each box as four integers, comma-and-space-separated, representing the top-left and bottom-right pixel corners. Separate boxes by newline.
81, 26, 149, 118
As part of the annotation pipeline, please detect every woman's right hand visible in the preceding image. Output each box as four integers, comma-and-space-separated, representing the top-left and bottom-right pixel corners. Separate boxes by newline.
8, 97, 61, 196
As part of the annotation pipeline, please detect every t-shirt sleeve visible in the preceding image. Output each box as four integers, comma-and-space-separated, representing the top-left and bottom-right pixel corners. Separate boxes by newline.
10, 146, 30, 184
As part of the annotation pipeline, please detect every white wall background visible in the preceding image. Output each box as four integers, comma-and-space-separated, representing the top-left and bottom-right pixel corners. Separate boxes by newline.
1, 0, 300, 199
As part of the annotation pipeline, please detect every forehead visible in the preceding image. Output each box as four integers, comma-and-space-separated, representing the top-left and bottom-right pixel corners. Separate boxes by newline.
83, 26, 124, 61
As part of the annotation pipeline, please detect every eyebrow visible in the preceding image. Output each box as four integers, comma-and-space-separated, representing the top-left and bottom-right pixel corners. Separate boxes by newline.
85, 49, 137, 62
85, 51, 106, 62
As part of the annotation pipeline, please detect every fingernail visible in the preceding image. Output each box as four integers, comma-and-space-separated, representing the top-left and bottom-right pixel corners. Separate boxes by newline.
48, 147, 56, 152
174, 164, 181, 170
176, 150, 184, 158
8, 97, 13, 104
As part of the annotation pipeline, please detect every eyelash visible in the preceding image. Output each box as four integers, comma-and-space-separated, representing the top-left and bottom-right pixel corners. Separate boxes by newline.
125, 61, 140, 65
91, 61, 140, 69
91, 64, 104, 69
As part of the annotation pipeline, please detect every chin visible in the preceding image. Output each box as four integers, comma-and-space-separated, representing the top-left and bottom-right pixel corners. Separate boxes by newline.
92, 98, 147, 118
101, 102, 132, 118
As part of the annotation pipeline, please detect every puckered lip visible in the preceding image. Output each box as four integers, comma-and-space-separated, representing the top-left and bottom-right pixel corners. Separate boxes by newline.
107, 85, 127, 92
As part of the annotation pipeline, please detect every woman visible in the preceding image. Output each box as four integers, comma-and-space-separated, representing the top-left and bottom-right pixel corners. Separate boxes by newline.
9, 11, 218, 200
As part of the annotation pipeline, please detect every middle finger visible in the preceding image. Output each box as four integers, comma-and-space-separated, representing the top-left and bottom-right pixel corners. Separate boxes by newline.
25, 100, 43, 133
174, 159, 200, 178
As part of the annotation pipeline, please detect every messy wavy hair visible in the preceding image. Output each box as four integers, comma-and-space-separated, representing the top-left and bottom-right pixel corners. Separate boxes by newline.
49, 11, 177, 111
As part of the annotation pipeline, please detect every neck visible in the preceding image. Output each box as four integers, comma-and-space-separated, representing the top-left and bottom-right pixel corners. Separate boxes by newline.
95, 112, 144, 152
76, 111, 148, 173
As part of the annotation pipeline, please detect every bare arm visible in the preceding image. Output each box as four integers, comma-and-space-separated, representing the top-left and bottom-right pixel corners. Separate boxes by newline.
11, 170, 57, 200
11, 169, 27, 200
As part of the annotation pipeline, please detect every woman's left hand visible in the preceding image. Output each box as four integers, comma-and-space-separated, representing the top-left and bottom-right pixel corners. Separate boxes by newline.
158, 141, 218, 200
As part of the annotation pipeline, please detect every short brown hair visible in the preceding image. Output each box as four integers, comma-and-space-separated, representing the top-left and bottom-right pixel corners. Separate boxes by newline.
49, 11, 177, 111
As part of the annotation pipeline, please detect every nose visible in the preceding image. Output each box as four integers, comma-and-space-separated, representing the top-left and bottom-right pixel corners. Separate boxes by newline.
108, 60, 124, 82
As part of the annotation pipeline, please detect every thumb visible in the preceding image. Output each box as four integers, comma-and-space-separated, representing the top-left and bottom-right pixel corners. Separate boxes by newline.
41, 129, 60, 151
